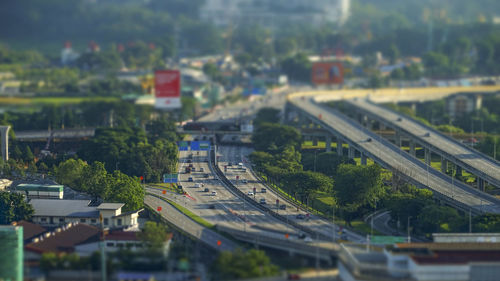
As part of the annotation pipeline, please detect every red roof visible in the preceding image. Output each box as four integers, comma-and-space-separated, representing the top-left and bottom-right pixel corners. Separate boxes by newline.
25, 224, 100, 254
411, 250, 500, 265
12, 221, 47, 242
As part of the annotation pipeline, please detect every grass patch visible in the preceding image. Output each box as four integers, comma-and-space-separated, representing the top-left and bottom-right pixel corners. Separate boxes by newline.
351, 220, 384, 236
165, 198, 215, 229
0, 96, 119, 105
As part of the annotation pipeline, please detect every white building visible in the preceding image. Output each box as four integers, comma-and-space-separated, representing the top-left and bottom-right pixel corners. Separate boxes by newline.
201, 0, 350, 27
30, 199, 141, 230
338, 241, 500, 281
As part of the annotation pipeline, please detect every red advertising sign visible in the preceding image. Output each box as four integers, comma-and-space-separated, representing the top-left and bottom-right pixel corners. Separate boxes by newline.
155, 70, 181, 109
311, 62, 344, 85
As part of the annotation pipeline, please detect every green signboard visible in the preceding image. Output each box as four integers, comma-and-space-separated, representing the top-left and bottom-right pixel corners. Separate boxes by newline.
370, 235, 407, 244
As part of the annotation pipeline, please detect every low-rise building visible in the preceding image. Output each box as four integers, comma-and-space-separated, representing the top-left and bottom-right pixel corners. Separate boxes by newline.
0, 225, 24, 281
13, 183, 64, 199
338, 239, 500, 281
30, 199, 141, 230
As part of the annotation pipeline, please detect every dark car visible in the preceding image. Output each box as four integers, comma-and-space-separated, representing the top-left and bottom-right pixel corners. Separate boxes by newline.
204, 188, 209, 192
280, 204, 287, 210
296, 214, 305, 219
208, 204, 215, 209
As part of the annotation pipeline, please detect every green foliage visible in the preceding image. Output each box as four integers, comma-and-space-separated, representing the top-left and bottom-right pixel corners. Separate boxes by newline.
283, 171, 334, 199
79, 126, 178, 183
302, 151, 355, 177
0, 192, 34, 224
53, 158, 87, 188
137, 221, 169, 252
334, 164, 385, 210
213, 249, 279, 280
252, 123, 302, 154
52, 159, 144, 211
254, 108, 281, 127
280, 53, 311, 82
436, 124, 465, 134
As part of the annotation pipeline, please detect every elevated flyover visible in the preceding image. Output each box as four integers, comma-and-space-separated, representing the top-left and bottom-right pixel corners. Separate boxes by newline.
346, 98, 500, 190
15, 128, 95, 141
286, 93, 500, 215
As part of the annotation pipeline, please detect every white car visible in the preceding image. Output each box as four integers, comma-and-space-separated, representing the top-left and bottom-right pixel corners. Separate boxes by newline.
247, 191, 254, 196
241, 179, 248, 184
212, 191, 217, 196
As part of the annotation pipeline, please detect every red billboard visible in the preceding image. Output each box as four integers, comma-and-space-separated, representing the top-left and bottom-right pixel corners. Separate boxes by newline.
311, 62, 344, 85
155, 70, 181, 109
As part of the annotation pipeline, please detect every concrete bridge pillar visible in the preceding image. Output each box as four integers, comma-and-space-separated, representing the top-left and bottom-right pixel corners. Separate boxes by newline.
361, 153, 367, 165
394, 131, 401, 147
0, 126, 10, 162
337, 138, 343, 156
478, 178, 485, 191
456, 166, 463, 177
424, 148, 431, 166
325, 135, 332, 153
379, 122, 387, 131
441, 157, 447, 173
312, 137, 318, 147
348, 146, 355, 159
409, 141, 416, 157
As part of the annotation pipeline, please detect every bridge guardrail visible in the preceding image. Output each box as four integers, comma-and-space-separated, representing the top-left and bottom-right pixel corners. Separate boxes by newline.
209, 146, 331, 241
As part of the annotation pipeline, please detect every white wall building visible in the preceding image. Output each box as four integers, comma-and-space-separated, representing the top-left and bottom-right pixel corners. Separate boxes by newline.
30, 199, 141, 230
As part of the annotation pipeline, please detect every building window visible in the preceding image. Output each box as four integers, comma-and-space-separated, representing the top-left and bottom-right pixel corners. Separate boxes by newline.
59, 218, 64, 222
104, 218, 109, 225
117, 219, 122, 226
80, 218, 86, 223
91, 219, 97, 223
106, 242, 115, 247
41, 218, 47, 222
117, 243, 124, 248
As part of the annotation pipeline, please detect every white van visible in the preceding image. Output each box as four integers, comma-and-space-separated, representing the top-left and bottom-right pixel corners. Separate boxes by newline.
194, 183, 201, 188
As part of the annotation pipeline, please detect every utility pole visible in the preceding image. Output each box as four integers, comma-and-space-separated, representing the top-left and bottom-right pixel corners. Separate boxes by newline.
99, 214, 107, 281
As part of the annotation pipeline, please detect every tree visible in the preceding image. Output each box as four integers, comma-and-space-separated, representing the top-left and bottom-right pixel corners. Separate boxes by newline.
0, 192, 34, 224
280, 53, 311, 82
252, 123, 302, 154
334, 164, 385, 210
53, 159, 87, 190
283, 170, 334, 201
302, 152, 354, 177
107, 170, 144, 212
417, 205, 461, 234
423, 51, 450, 76
213, 249, 279, 280
81, 161, 112, 199
387, 44, 400, 64
254, 108, 281, 127
23, 145, 34, 163
138, 221, 169, 253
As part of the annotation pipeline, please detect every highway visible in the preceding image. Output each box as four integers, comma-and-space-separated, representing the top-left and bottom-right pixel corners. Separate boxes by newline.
346, 98, 500, 188
288, 97, 500, 214
144, 194, 237, 251
216, 144, 366, 243
156, 146, 315, 242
